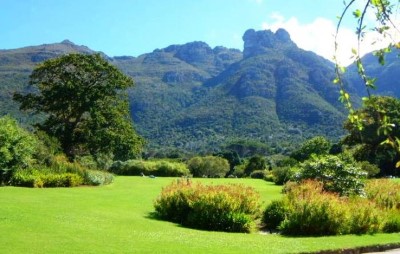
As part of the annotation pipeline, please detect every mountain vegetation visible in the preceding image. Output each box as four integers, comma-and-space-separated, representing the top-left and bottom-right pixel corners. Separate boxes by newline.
0, 28, 399, 155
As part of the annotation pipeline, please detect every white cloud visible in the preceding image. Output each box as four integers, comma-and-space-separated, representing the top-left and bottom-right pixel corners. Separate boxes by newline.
261, 13, 400, 66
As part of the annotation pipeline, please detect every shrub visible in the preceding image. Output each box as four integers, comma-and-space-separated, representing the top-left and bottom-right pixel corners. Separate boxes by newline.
383, 211, 400, 233
83, 169, 114, 186
272, 166, 296, 185
109, 159, 189, 177
274, 180, 385, 236
0, 116, 38, 184
187, 156, 229, 178
231, 164, 246, 178
365, 179, 400, 210
347, 198, 382, 234
11, 169, 83, 188
296, 154, 366, 196
154, 179, 261, 232
244, 155, 267, 176
279, 181, 348, 236
250, 170, 267, 179
262, 200, 288, 231
290, 136, 331, 162
358, 161, 380, 178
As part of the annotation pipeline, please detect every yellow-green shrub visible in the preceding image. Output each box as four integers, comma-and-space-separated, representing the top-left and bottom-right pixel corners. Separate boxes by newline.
11, 169, 83, 187
154, 179, 261, 232
267, 180, 385, 236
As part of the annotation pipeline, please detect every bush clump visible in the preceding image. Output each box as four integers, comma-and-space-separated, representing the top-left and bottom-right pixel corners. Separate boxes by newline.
109, 159, 189, 177
187, 156, 230, 178
0, 116, 38, 184
11, 169, 83, 188
262, 200, 288, 231
295, 154, 366, 196
263, 180, 386, 236
154, 179, 261, 232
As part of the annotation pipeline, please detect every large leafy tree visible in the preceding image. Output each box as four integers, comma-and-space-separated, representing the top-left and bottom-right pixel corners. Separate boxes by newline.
335, 0, 400, 169
344, 96, 400, 175
14, 53, 144, 161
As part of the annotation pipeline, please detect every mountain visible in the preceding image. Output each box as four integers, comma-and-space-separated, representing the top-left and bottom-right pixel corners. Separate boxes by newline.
0, 29, 364, 155
346, 48, 400, 98
118, 29, 348, 153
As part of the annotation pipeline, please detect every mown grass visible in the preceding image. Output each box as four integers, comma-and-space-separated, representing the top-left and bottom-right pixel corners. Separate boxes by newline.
0, 177, 399, 254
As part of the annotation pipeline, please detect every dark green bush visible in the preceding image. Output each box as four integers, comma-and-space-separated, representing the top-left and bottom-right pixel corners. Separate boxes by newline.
272, 166, 296, 185
262, 200, 288, 231
250, 170, 267, 179
109, 159, 189, 177
154, 179, 261, 232
244, 155, 267, 176
290, 136, 331, 162
358, 161, 380, 178
187, 156, 230, 178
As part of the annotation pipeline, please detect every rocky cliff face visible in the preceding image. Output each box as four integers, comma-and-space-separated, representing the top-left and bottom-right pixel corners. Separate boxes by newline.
243, 28, 296, 58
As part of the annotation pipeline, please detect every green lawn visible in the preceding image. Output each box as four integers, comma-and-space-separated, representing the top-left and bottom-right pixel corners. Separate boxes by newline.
0, 177, 399, 254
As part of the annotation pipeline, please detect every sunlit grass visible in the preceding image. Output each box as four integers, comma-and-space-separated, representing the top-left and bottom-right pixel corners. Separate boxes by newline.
0, 176, 399, 254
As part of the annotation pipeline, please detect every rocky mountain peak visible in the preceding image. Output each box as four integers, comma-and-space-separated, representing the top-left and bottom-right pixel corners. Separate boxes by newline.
243, 28, 296, 58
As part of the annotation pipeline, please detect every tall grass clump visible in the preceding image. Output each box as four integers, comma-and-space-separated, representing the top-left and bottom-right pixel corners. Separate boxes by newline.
263, 180, 386, 236
154, 179, 261, 232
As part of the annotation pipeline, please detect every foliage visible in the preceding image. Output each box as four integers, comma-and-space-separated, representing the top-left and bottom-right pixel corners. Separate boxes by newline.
343, 96, 400, 176
364, 179, 400, 210
383, 211, 400, 233
276, 180, 383, 236
109, 159, 190, 177
244, 155, 267, 176
187, 156, 230, 177
13, 53, 144, 161
39, 154, 114, 186
290, 136, 331, 162
272, 166, 297, 185
11, 168, 83, 188
296, 154, 366, 196
153, 179, 261, 232
335, 0, 400, 174
262, 199, 288, 231
358, 160, 381, 178
213, 150, 242, 176
0, 116, 38, 185
0, 116, 37, 170
249, 170, 267, 179
83, 169, 114, 186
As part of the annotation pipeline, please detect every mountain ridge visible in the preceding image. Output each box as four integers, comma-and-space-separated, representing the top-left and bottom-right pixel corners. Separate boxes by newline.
1, 28, 392, 155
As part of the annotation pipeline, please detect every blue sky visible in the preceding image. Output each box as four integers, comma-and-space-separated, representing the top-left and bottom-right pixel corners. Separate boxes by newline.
0, 0, 393, 64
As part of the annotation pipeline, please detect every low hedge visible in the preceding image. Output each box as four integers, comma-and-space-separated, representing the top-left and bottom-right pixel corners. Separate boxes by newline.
11, 169, 83, 188
110, 159, 190, 177
154, 179, 261, 232
10, 167, 114, 187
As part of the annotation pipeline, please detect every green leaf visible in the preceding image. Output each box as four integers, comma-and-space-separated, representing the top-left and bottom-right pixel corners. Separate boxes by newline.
353, 9, 361, 18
